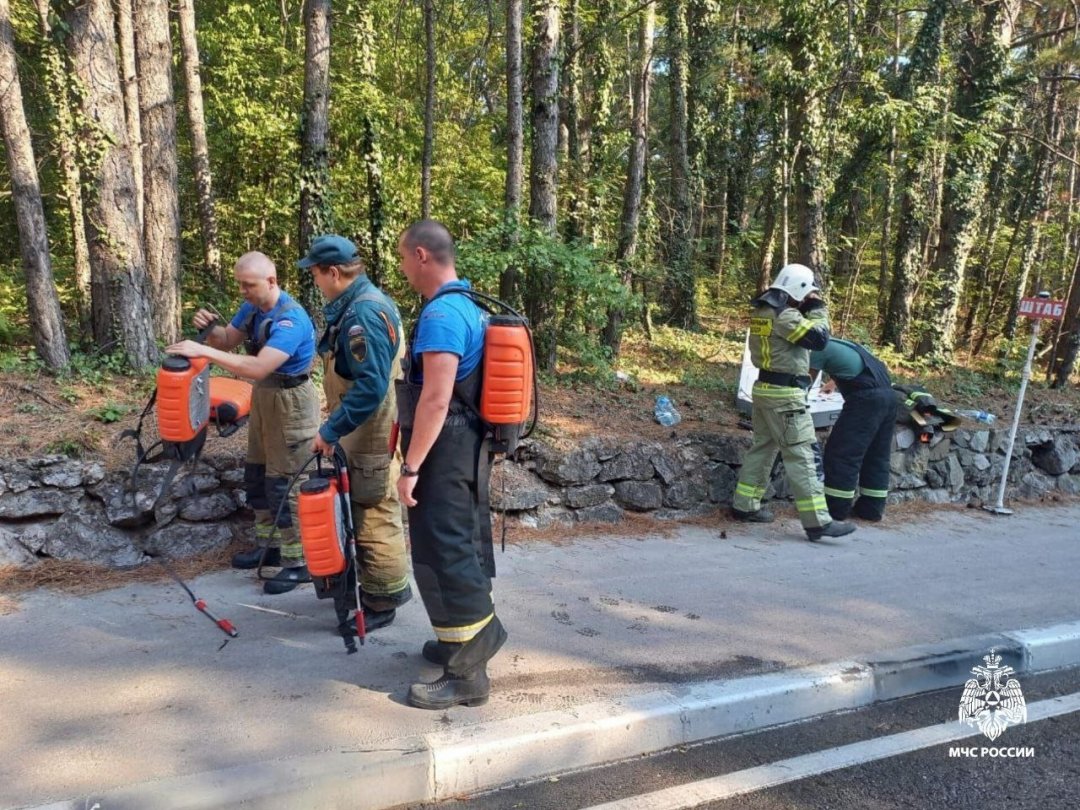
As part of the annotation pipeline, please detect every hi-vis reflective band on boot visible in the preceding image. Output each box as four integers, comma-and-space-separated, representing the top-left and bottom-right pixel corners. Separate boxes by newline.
859, 487, 889, 498
362, 574, 412, 597
795, 495, 828, 514
434, 612, 494, 644
823, 486, 856, 499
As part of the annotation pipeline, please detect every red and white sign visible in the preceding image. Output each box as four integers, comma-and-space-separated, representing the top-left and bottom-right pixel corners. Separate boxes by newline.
1018, 297, 1065, 321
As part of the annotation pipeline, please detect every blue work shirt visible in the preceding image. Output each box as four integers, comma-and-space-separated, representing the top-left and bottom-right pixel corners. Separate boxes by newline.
317, 276, 402, 443
412, 280, 488, 382
230, 291, 316, 376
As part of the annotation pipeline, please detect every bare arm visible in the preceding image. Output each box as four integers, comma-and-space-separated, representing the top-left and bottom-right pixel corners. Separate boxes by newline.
165, 340, 290, 381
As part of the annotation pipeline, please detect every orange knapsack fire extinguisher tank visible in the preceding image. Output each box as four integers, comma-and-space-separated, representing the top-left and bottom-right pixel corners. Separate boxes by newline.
480, 314, 534, 427
297, 476, 348, 577
155, 356, 212, 443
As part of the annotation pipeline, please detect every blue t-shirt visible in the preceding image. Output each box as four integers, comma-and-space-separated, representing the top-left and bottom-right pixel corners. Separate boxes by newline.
230, 291, 316, 376
413, 280, 488, 381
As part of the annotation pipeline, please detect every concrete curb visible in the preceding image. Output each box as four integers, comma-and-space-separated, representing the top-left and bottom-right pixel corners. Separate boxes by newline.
27, 619, 1080, 810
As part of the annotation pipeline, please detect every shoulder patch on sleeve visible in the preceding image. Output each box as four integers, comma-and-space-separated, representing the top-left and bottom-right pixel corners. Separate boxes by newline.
278, 319, 294, 329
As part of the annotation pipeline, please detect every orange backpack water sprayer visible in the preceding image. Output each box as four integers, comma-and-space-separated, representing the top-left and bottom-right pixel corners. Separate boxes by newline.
296, 447, 365, 652
429, 289, 538, 455
123, 319, 253, 510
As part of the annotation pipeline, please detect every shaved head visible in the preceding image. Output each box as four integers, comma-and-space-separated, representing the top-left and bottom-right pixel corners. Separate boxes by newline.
235, 251, 276, 280
400, 220, 455, 266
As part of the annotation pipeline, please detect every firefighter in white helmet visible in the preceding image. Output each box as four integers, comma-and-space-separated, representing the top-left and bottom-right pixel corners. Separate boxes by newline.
731, 263, 856, 541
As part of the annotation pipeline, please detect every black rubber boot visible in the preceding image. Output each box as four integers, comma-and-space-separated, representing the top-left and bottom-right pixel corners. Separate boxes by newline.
730, 507, 776, 524
422, 640, 460, 666
806, 520, 856, 541
263, 565, 310, 594
407, 668, 490, 710
232, 546, 279, 569
337, 608, 396, 635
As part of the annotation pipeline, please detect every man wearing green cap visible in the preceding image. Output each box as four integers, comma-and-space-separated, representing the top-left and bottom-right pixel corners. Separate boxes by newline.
301, 235, 413, 633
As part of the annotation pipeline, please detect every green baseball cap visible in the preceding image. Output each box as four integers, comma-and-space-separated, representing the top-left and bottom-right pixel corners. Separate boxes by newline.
298, 234, 359, 269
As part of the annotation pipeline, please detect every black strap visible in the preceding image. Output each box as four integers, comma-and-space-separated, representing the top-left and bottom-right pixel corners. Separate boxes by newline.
476, 438, 496, 578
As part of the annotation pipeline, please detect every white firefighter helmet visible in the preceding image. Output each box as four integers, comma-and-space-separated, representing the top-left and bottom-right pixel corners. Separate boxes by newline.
769, 263, 819, 302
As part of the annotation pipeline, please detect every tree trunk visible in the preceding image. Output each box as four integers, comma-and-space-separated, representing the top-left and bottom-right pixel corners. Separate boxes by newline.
499, 0, 524, 302
421, 0, 435, 218
63, 0, 156, 369
562, 0, 582, 243
661, 0, 696, 329
586, 0, 615, 243
176, 0, 222, 283
136, 0, 182, 344
115, 0, 143, 228
602, 1, 654, 355
915, 0, 1009, 362
525, 0, 560, 370
33, 0, 92, 336
0, 0, 70, 370
298, 0, 332, 317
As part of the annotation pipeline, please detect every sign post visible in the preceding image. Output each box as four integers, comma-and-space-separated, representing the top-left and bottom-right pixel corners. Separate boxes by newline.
984, 291, 1065, 515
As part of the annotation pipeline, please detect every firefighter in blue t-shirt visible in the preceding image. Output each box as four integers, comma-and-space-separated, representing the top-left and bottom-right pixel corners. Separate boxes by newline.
395, 220, 507, 710
166, 251, 319, 594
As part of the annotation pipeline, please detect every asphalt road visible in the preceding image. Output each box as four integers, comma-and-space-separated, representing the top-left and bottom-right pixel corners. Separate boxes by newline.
417, 666, 1080, 810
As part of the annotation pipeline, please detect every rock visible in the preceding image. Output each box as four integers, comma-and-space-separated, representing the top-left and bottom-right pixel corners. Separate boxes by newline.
536, 448, 601, 486
178, 492, 238, 522
1056, 474, 1080, 495
945, 454, 965, 491
0, 468, 34, 494
21, 503, 146, 568
663, 476, 709, 509
613, 480, 663, 511
82, 462, 106, 486
891, 472, 928, 490
654, 505, 715, 521
0, 527, 36, 567
574, 503, 625, 524
93, 480, 156, 528
39, 460, 85, 489
219, 468, 246, 485
0, 489, 71, 519
707, 463, 738, 504
1022, 428, 1052, 447
921, 488, 952, 505
928, 434, 953, 461
531, 504, 575, 528
894, 428, 916, 451
925, 466, 944, 489
693, 433, 751, 465
142, 521, 234, 559
968, 430, 990, 454
598, 445, 657, 482
563, 484, 614, 509
1032, 436, 1078, 476
1018, 471, 1055, 499
171, 472, 220, 498
972, 453, 992, 472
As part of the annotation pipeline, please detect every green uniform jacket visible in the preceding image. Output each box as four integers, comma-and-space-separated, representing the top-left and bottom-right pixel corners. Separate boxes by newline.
748, 299, 831, 376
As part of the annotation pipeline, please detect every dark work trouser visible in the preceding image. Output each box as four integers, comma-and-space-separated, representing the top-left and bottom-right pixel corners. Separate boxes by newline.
403, 412, 505, 675
822, 386, 895, 521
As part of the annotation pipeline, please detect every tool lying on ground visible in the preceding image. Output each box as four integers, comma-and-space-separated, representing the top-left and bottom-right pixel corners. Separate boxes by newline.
157, 558, 238, 638
122, 314, 253, 510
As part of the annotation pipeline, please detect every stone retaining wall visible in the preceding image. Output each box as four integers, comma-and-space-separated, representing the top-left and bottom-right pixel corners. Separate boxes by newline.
2, 425, 1078, 568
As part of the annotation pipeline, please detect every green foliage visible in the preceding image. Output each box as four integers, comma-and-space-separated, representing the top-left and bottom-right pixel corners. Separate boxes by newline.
88, 402, 131, 423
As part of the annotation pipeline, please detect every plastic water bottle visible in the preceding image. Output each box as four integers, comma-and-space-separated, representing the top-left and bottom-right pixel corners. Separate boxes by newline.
957, 409, 996, 425
654, 395, 682, 427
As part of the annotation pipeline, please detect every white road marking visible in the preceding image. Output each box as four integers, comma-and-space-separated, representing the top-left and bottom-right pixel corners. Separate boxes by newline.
581, 691, 1080, 810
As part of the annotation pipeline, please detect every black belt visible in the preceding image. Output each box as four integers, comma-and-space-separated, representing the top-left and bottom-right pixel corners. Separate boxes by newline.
261, 373, 310, 389
758, 370, 811, 389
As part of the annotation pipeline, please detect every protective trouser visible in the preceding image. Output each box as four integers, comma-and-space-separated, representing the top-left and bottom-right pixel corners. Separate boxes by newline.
403, 411, 504, 674
822, 386, 895, 521
245, 380, 320, 565
733, 383, 831, 529
321, 345, 412, 612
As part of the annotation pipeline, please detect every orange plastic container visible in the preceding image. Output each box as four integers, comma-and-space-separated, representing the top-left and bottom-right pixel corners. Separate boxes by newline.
156, 356, 211, 443
298, 476, 347, 577
481, 315, 533, 426
209, 377, 252, 425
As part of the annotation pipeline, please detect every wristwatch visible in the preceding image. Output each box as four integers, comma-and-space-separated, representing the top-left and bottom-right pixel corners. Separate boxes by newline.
401, 462, 420, 477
